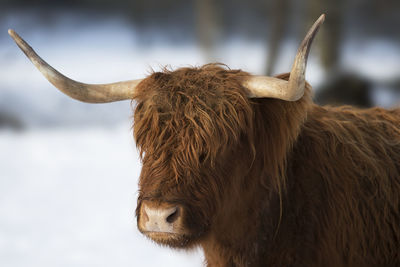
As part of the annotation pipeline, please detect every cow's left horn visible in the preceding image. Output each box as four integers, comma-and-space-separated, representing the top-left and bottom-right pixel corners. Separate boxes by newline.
243, 14, 325, 101
8, 29, 141, 103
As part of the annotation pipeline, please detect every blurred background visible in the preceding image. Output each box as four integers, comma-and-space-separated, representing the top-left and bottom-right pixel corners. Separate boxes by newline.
1, 0, 399, 266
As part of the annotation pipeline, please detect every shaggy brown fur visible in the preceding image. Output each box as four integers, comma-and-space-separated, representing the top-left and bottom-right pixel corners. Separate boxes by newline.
133, 64, 400, 266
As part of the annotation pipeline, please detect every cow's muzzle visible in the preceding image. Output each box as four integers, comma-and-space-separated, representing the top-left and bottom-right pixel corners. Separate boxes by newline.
138, 201, 185, 238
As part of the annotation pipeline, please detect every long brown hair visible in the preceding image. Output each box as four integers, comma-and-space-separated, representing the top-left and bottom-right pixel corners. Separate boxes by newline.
133, 64, 400, 265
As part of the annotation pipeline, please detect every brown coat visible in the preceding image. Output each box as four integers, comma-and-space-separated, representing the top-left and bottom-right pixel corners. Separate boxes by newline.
134, 64, 400, 266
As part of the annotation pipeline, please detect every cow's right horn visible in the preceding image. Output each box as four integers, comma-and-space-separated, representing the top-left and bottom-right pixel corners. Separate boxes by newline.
8, 29, 141, 103
243, 14, 325, 101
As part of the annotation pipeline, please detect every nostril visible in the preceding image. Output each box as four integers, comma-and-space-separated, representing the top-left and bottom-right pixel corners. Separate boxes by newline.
166, 207, 179, 224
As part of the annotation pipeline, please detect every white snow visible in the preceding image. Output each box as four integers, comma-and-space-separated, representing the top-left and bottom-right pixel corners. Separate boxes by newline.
0, 125, 204, 267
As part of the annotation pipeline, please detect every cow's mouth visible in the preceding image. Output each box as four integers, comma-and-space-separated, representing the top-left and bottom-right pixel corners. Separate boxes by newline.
143, 231, 192, 247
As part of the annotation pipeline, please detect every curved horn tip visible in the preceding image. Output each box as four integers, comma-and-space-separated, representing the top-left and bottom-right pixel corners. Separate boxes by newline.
8, 29, 21, 44
8, 29, 16, 37
318, 14, 326, 23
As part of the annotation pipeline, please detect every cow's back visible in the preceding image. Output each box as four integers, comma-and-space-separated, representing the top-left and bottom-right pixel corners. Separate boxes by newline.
279, 105, 400, 266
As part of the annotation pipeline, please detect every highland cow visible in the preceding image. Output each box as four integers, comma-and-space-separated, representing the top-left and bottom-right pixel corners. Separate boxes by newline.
9, 14, 400, 266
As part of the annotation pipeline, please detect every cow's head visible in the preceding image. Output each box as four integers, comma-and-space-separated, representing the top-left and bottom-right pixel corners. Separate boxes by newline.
9, 15, 324, 248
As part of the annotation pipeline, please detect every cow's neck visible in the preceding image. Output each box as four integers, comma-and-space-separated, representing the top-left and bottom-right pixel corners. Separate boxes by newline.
200, 163, 281, 266
200, 90, 313, 266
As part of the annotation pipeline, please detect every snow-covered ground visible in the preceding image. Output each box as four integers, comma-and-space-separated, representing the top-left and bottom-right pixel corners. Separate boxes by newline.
0, 125, 204, 267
